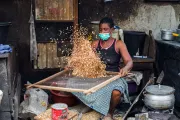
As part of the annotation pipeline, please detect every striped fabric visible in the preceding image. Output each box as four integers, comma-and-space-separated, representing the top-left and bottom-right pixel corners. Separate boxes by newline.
72, 78, 130, 115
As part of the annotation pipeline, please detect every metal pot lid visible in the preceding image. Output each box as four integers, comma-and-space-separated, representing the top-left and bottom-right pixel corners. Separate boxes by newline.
145, 85, 175, 95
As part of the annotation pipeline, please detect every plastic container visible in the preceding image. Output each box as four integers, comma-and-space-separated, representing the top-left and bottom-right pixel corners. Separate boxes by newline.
0, 22, 11, 44
112, 29, 119, 40
128, 82, 138, 95
119, 29, 124, 42
50, 82, 78, 107
0, 90, 3, 105
50, 90, 78, 107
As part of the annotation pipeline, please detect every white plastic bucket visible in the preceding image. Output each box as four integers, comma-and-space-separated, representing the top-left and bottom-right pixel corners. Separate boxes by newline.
0, 90, 3, 105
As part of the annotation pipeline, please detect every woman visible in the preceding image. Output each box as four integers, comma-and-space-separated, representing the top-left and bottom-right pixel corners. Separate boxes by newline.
91, 17, 133, 119
69, 17, 133, 120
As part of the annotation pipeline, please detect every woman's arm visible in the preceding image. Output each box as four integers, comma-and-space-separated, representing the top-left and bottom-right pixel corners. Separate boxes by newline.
117, 40, 133, 76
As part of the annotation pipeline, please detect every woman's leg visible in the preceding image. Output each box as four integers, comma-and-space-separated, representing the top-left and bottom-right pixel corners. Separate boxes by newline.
102, 90, 121, 120
109, 90, 122, 116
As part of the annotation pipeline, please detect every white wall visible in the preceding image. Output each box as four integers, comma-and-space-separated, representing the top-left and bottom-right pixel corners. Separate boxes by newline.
119, 3, 180, 40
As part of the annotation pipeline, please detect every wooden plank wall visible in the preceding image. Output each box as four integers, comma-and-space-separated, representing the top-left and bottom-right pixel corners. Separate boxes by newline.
35, 0, 74, 20
34, 42, 68, 69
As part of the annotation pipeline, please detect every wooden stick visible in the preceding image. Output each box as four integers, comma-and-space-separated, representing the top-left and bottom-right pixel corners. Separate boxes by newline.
83, 74, 122, 95
30, 84, 86, 93
106, 71, 119, 75
84, 71, 135, 95
26, 69, 70, 89
68, 113, 78, 120
122, 78, 154, 120
106, 71, 134, 76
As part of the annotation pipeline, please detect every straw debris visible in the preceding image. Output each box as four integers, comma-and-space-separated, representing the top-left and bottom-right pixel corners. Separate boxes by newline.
68, 27, 106, 78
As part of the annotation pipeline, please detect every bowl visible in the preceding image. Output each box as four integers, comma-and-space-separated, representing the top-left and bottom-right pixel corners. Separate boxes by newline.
50, 82, 78, 107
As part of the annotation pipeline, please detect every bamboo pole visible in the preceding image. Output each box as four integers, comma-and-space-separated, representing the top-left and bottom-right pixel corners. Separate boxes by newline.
26, 69, 70, 89
83, 74, 122, 95
106, 71, 134, 76
31, 84, 86, 93
122, 78, 154, 120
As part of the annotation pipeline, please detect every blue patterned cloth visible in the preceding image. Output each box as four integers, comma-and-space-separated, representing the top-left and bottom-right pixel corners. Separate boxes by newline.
0, 44, 12, 54
72, 78, 130, 115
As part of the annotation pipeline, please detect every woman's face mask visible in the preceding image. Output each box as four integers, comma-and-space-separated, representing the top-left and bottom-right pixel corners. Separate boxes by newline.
99, 23, 113, 41
98, 33, 110, 41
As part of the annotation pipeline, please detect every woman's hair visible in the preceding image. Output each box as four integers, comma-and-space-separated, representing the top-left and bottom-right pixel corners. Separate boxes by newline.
99, 17, 114, 28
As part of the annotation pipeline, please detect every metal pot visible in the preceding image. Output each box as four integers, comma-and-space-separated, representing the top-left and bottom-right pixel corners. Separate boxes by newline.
143, 84, 175, 110
161, 29, 174, 40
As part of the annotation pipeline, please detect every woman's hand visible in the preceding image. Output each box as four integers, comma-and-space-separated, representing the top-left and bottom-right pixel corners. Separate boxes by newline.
119, 67, 129, 77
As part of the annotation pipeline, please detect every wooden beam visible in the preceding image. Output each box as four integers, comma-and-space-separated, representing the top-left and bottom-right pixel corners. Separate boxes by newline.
30, 84, 86, 93
83, 74, 122, 95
